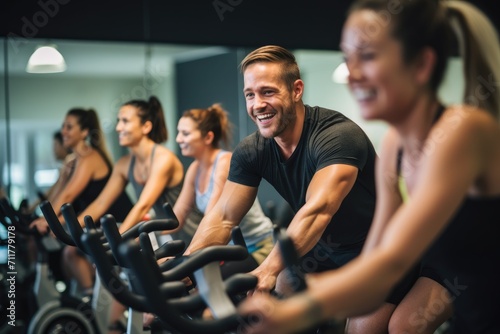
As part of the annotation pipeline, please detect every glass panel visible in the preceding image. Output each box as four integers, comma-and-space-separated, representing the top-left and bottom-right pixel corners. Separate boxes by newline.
0, 37, 465, 216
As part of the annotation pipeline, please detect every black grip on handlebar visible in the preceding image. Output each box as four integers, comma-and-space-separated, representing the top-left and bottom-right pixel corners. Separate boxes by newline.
139, 232, 155, 260
161, 246, 248, 282
162, 202, 177, 221
83, 215, 108, 247
155, 239, 185, 260
99, 214, 127, 267
119, 240, 245, 334
100, 213, 181, 269
39, 201, 75, 244
81, 230, 186, 312
138, 218, 179, 234
277, 229, 307, 293
231, 226, 247, 249
119, 217, 178, 242
84, 215, 97, 230
60, 202, 88, 252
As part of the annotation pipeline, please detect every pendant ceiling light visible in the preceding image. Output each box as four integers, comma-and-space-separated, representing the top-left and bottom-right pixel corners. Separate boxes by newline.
331, 62, 349, 84
26, 45, 67, 73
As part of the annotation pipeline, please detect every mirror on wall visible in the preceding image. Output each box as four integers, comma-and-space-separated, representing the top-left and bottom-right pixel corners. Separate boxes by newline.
0, 36, 233, 205
1, 38, 8, 199
0, 36, 464, 210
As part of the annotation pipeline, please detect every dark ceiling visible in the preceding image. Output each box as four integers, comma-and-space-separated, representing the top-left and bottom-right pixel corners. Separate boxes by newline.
2, 0, 499, 51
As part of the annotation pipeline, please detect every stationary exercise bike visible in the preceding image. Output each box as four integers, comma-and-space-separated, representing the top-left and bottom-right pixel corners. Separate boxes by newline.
41, 200, 185, 334
36, 200, 122, 334
81, 218, 257, 334
89, 202, 341, 334
0, 197, 98, 333
0, 197, 40, 332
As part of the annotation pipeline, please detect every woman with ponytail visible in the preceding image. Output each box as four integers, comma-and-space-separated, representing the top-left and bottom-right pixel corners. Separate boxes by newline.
238, 1, 500, 333
30, 107, 133, 295
30, 107, 133, 228
173, 103, 274, 276
76, 96, 198, 233
73, 96, 201, 332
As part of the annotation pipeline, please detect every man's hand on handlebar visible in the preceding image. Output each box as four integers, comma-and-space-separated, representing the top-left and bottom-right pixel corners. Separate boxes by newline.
247, 266, 277, 295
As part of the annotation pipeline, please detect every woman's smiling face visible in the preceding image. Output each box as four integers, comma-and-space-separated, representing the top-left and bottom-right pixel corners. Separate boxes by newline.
61, 115, 86, 149
176, 116, 206, 158
341, 9, 422, 123
116, 105, 145, 147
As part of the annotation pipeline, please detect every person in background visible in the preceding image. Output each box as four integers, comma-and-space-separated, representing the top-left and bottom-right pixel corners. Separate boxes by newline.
29, 131, 74, 213
173, 103, 274, 277
30, 108, 133, 297
73, 96, 201, 333
76, 96, 201, 235
53, 130, 71, 161
238, 1, 500, 333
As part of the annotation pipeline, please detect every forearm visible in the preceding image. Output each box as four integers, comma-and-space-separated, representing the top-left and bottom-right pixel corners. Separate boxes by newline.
254, 245, 285, 278
184, 181, 256, 255
51, 189, 80, 218
184, 217, 233, 255
286, 209, 329, 258
118, 204, 150, 233
45, 183, 58, 201
77, 200, 110, 228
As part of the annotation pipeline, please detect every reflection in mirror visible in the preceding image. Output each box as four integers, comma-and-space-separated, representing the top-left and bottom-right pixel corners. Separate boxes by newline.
1, 37, 229, 206
1, 38, 8, 199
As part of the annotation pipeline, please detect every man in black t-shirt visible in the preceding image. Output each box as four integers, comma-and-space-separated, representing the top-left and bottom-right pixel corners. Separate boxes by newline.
184, 45, 377, 295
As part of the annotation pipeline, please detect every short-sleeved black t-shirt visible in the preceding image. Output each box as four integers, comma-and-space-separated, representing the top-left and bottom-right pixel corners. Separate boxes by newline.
229, 105, 376, 247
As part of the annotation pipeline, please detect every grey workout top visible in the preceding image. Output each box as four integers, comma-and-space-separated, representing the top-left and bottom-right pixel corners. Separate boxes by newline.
195, 150, 272, 249
127, 144, 182, 219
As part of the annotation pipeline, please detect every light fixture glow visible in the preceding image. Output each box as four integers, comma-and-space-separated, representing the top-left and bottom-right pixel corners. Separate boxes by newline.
332, 62, 349, 84
26, 45, 67, 73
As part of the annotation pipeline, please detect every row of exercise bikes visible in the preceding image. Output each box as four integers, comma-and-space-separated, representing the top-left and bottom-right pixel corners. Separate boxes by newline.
1, 195, 342, 334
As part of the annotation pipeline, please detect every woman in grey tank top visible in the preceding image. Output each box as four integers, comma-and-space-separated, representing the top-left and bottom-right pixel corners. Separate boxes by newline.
75, 96, 189, 233
74, 96, 197, 333
173, 103, 274, 277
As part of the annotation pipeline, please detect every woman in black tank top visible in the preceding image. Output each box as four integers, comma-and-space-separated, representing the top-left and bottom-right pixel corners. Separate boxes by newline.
30, 108, 133, 297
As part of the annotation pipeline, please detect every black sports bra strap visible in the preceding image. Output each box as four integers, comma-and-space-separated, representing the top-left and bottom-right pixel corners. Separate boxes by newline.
96, 147, 113, 171
396, 148, 403, 176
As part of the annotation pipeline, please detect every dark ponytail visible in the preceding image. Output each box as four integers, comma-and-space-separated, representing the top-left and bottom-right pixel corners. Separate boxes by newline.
182, 103, 233, 149
122, 96, 168, 143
